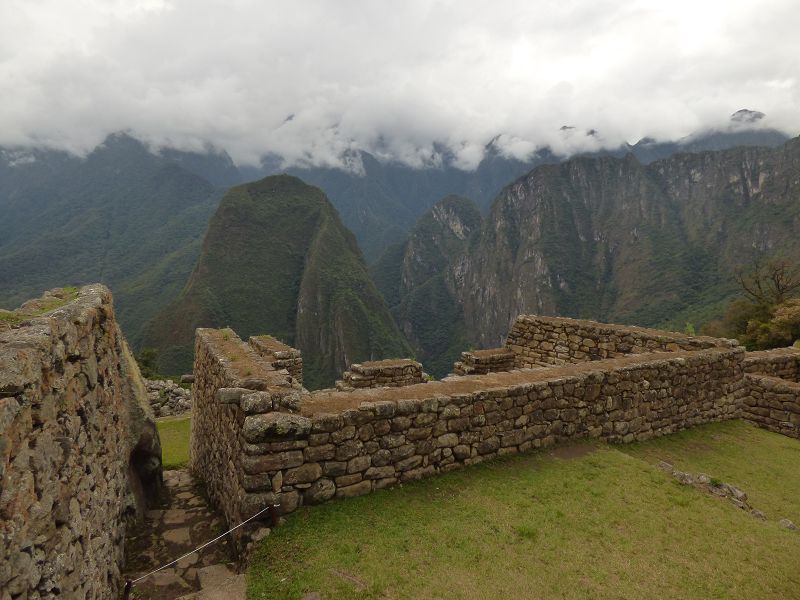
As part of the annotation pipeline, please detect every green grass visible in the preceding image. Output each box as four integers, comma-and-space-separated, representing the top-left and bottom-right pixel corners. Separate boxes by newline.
247, 421, 800, 600
156, 416, 191, 470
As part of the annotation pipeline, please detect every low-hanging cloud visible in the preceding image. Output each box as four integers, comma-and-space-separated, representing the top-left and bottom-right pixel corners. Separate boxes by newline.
1, 0, 798, 170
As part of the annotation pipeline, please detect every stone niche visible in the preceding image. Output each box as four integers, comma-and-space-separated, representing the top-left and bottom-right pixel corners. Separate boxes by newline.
0, 285, 161, 599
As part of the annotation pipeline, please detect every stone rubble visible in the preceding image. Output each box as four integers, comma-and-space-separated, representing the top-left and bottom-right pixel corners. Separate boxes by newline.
147, 379, 193, 417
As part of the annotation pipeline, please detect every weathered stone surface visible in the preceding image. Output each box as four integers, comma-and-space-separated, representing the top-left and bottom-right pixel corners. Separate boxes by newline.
283, 463, 322, 485
303, 478, 336, 504
0, 285, 162, 599
336, 480, 372, 499
186, 315, 800, 549
243, 412, 312, 443
147, 378, 192, 416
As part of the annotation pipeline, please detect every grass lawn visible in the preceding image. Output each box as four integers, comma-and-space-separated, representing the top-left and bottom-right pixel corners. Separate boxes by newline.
247, 420, 800, 600
156, 415, 191, 470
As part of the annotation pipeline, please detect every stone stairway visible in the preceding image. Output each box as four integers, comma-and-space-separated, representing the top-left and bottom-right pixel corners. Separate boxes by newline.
123, 470, 245, 599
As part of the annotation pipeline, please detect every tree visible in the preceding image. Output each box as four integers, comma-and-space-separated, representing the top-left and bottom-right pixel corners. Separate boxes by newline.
735, 258, 800, 307
703, 258, 800, 350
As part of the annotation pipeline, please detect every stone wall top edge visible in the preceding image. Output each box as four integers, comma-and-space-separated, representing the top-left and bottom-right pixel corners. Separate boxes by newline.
249, 334, 299, 354
194, 327, 290, 386
0, 284, 113, 393
744, 347, 800, 361
302, 346, 742, 417
512, 314, 738, 348
745, 372, 800, 390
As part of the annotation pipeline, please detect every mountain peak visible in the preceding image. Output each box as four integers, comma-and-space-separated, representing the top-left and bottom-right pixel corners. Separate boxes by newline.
731, 109, 765, 124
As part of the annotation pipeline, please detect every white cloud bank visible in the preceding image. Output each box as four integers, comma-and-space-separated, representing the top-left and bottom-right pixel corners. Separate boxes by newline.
0, 0, 798, 169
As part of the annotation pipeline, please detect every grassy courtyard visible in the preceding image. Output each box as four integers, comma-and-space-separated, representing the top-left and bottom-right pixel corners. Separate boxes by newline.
246, 421, 800, 600
156, 415, 192, 470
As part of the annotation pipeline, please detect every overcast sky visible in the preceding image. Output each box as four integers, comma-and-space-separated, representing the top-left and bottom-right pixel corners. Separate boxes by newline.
1, 0, 798, 169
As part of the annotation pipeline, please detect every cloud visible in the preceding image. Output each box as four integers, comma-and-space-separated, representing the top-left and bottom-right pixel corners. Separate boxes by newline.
0, 0, 798, 169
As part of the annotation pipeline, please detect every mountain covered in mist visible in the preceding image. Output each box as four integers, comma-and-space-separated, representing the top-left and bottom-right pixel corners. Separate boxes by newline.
0, 112, 791, 359
0, 133, 223, 345
143, 175, 412, 388
375, 135, 800, 376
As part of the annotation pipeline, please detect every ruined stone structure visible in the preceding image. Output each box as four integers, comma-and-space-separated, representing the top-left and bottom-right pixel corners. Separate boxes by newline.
187, 314, 800, 550
452, 348, 515, 375
336, 358, 423, 390
741, 348, 800, 439
0, 285, 161, 599
505, 315, 733, 367
248, 335, 304, 385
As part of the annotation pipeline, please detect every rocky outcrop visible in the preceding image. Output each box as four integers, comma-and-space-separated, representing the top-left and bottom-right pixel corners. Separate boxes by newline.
0, 285, 161, 599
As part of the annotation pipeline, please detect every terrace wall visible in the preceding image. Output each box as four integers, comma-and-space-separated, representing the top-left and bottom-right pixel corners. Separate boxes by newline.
0, 285, 161, 599
743, 347, 800, 381
452, 348, 515, 375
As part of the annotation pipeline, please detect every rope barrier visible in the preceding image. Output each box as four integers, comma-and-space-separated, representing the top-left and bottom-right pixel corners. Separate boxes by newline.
122, 503, 280, 598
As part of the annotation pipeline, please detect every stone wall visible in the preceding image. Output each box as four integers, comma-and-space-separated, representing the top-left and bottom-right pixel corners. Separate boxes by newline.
146, 378, 192, 417
741, 347, 800, 439
452, 348, 515, 376
505, 315, 736, 368
249, 335, 304, 385
336, 359, 423, 390
190, 328, 306, 549
742, 374, 800, 439
743, 347, 800, 382
191, 322, 746, 546
0, 285, 161, 599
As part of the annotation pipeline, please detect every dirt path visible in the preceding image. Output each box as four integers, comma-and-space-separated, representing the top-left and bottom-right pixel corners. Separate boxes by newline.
123, 469, 246, 599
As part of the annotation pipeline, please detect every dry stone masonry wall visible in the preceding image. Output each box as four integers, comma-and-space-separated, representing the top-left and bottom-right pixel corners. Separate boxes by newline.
249, 335, 304, 385
145, 378, 192, 417
505, 315, 736, 368
188, 314, 760, 547
190, 328, 307, 549
452, 348, 515, 375
336, 358, 423, 390
0, 285, 161, 600
743, 347, 800, 381
741, 348, 800, 439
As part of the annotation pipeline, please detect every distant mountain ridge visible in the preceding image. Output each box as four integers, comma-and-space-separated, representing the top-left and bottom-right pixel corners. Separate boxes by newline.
378, 135, 800, 376
0, 133, 223, 345
143, 175, 412, 388
0, 112, 793, 355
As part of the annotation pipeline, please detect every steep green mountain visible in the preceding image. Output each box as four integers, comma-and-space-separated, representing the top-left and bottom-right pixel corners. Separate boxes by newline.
392, 136, 800, 355
371, 196, 482, 377
0, 133, 222, 344
250, 145, 560, 258
144, 174, 412, 388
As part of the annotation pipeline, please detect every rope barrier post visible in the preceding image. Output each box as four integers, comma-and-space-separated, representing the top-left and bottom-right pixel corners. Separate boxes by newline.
268, 503, 279, 527
122, 580, 132, 600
